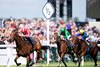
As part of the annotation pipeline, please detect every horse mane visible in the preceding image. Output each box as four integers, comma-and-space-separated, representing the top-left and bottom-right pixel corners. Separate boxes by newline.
12, 29, 26, 49
15, 34, 24, 48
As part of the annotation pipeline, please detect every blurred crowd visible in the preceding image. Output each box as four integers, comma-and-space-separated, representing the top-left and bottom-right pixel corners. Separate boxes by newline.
0, 17, 100, 62
0, 17, 100, 45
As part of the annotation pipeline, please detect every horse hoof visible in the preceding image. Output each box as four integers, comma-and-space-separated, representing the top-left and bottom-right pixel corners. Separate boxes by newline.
94, 64, 97, 67
17, 63, 21, 66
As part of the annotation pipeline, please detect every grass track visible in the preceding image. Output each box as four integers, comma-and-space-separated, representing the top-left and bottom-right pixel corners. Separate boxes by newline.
0, 61, 100, 67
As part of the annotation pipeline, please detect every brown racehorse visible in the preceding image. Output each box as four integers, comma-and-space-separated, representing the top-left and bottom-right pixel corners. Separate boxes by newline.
70, 36, 88, 67
9, 29, 42, 67
70, 36, 100, 67
54, 33, 75, 67
87, 41, 100, 67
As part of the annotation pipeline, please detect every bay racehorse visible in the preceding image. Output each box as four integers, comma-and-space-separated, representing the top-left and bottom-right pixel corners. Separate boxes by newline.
87, 41, 100, 66
54, 33, 75, 67
9, 28, 42, 67
70, 36, 100, 67
70, 36, 88, 67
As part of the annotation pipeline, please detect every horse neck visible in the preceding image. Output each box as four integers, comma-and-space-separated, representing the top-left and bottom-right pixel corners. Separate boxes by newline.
14, 34, 25, 48
56, 36, 65, 47
56, 36, 60, 43
79, 39, 89, 49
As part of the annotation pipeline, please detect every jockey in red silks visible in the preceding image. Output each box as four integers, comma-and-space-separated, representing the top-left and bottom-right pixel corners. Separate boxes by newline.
19, 25, 36, 46
19, 25, 37, 61
20, 27, 31, 37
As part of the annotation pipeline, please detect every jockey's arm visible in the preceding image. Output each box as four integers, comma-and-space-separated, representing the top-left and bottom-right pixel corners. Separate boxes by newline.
65, 29, 71, 39
86, 36, 90, 41
82, 32, 87, 39
58, 30, 62, 37
26, 30, 31, 37
18, 29, 26, 37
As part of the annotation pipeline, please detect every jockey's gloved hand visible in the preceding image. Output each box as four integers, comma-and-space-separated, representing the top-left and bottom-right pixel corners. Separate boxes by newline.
60, 35, 64, 40
86, 40, 89, 43
67, 35, 71, 40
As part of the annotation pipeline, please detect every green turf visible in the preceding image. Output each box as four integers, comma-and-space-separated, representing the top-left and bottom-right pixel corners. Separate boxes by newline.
1, 61, 100, 67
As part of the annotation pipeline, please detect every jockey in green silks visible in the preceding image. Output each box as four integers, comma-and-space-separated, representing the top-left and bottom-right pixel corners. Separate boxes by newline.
58, 28, 71, 39
58, 27, 72, 49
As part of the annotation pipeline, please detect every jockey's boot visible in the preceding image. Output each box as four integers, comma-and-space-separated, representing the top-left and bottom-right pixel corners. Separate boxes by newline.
68, 45, 72, 51
66, 39, 73, 50
31, 41, 37, 51
30, 43, 35, 52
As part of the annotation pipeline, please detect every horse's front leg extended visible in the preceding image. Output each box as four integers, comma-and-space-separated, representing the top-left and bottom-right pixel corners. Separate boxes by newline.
14, 55, 21, 66
58, 52, 67, 67
61, 53, 68, 67
78, 55, 81, 67
91, 53, 97, 67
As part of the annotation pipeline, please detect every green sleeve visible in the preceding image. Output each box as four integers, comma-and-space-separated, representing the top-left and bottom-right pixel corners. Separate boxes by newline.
58, 30, 61, 37
64, 29, 71, 38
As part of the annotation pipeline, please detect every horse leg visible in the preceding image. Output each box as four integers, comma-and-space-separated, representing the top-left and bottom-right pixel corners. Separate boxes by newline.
93, 56, 97, 67
77, 55, 81, 67
26, 55, 31, 67
58, 52, 61, 67
58, 52, 67, 67
91, 53, 97, 67
29, 53, 35, 66
69, 51, 76, 63
62, 58, 68, 67
14, 54, 21, 66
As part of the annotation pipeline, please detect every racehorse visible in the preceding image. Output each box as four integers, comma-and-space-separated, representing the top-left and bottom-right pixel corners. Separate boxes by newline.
54, 33, 75, 67
70, 36, 88, 67
87, 41, 100, 66
70, 36, 100, 67
9, 28, 42, 67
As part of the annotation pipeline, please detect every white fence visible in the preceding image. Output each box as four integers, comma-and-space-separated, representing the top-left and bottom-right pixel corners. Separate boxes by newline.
0, 43, 57, 67
0, 43, 100, 67
0, 45, 26, 67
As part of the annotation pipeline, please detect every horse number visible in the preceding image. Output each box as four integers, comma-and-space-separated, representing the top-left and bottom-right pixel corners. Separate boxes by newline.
46, 7, 51, 15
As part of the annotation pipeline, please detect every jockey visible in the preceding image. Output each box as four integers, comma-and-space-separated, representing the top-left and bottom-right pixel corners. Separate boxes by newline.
76, 29, 88, 40
19, 25, 36, 46
58, 27, 72, 49
76, 29, 92, 48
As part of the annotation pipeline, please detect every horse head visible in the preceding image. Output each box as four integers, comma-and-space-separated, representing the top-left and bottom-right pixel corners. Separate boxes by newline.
9, 28, 19, 41
54, 32, 59, 41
